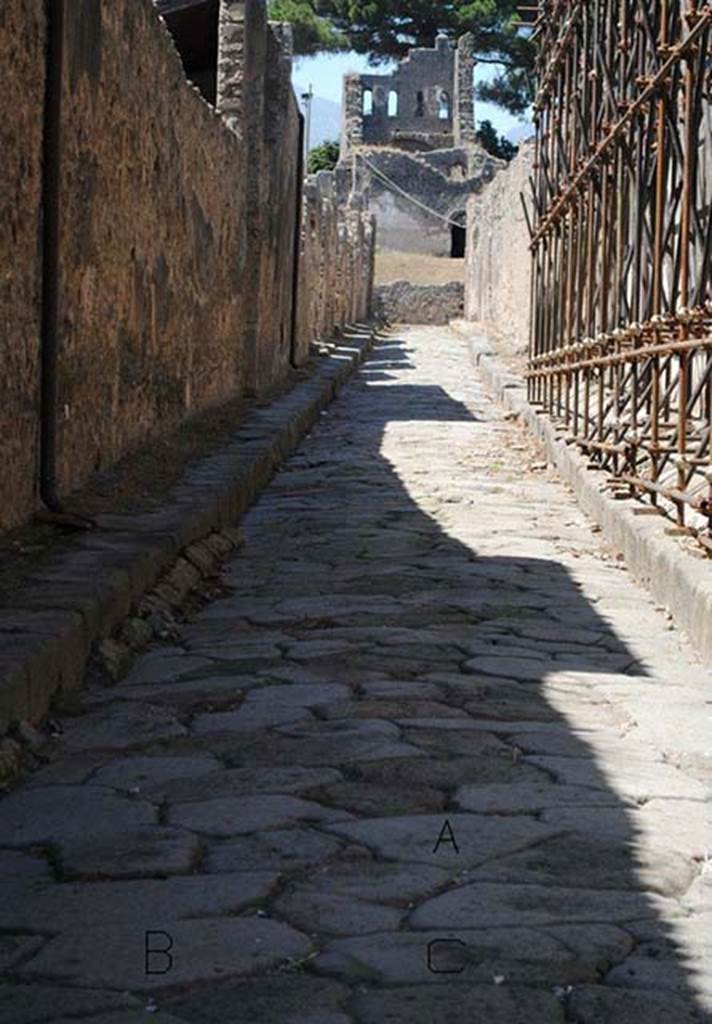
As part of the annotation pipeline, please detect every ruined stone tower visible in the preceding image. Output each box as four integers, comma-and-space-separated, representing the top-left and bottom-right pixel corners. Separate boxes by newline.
338, 33, 502, 259
341, 34, 478, 157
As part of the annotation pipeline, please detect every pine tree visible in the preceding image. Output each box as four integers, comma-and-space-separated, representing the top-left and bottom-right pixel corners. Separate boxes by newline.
269, 0, 535, 115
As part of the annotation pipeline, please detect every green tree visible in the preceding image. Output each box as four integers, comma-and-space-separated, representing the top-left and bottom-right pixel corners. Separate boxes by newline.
271, 0, 535, 115
476, 118, 518, 161
267, 0, 346, 55
307, 139, 340, 174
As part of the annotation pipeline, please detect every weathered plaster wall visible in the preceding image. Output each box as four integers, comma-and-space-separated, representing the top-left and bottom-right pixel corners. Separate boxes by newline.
465, 142, 535, 357
0, 0, 374, 532
0, 0, 45, 531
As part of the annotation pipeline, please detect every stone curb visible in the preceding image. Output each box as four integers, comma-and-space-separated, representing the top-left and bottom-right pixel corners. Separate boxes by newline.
0, 327, 378, 733
450, 320, 712, 668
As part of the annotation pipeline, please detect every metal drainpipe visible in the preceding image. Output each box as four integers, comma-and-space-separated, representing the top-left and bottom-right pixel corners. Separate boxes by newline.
39, 0, 65, 513
289, 111, 305, 369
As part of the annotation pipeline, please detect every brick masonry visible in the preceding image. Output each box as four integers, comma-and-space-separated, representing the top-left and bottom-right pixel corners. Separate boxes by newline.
0, 0, 374, 532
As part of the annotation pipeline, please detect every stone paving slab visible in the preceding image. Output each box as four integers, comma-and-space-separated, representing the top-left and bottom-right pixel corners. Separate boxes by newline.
0, 849, 53, 882
323, 813, 559, 868
350, 984, 566, 1024
49, 1014, 189, 1024
274, 863, 453, 937
0, 985, 148, 1024
568, 985, 703, 1023
2, 326, 712, 1020
84, 676, 251, 709
142, 764, 344, 805
408, 881, 679, 930
164, 977, 352, 1024
88, 754, 222, 791
59, 704, 188, 750
58, 827, 201, 881
202, 827, 354, 874
313, 924, 634, 986
16, 918, 312, 991
0, 785, 156, 846
525, 754, 710, 801
1, 873, 280, 930
0, 935, 45, 973
306, 778, 447, 816
190, 704, 313, 735
168, 794, 353, 836
454, 780, 623, 813
462, 832, 698, 898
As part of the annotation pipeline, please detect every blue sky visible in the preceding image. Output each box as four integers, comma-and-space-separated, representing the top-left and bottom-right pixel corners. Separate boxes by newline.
292, 51, 531, 139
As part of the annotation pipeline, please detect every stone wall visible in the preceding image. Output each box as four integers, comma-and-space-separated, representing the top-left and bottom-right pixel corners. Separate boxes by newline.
354, 146, 503, 256
0, 0, 374, 532
374, 281, 464, 325
254, 22, 300, 391
57, 0, 247, 498
453, 34, 477, 148
0, 0, 45, 534
464, 142, 535, 360
295, 172, 375, 364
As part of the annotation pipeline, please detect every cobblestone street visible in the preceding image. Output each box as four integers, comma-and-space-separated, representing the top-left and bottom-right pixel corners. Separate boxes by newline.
2, 326, 712, 1022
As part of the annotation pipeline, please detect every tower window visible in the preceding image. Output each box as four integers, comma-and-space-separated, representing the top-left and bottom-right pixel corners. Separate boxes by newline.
388, 90, 399, 117
439, 91, 451, 120
363, 88, 373, 115
415, 90, 425, 117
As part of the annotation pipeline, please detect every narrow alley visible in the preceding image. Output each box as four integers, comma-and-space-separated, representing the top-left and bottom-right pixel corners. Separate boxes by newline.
2, 327, 711, 1023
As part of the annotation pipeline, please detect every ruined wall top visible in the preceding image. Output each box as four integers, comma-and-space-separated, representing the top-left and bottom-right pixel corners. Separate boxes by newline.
341, 33, 476, 156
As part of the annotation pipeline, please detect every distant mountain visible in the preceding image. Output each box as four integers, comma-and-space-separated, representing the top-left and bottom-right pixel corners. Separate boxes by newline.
506, 122, 535, 146
294, 84, 342, 149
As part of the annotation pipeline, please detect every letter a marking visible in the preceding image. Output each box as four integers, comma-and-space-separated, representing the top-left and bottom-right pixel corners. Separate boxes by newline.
432, 818, 459, 854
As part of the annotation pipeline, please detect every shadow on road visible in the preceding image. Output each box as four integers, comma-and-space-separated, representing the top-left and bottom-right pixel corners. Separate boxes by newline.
0, 328, 708, 1023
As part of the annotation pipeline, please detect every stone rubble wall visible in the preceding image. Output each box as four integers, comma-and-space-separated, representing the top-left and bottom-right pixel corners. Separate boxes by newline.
374, 281, 465, 326
464, 142, 535, 358
0, 0, 374, 532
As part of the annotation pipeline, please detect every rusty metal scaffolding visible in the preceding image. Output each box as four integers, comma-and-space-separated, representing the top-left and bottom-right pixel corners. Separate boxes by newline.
524, 1, 712, 550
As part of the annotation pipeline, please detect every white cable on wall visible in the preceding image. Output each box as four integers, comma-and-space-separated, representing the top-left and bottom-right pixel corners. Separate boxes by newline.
355, 152, 466, 230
